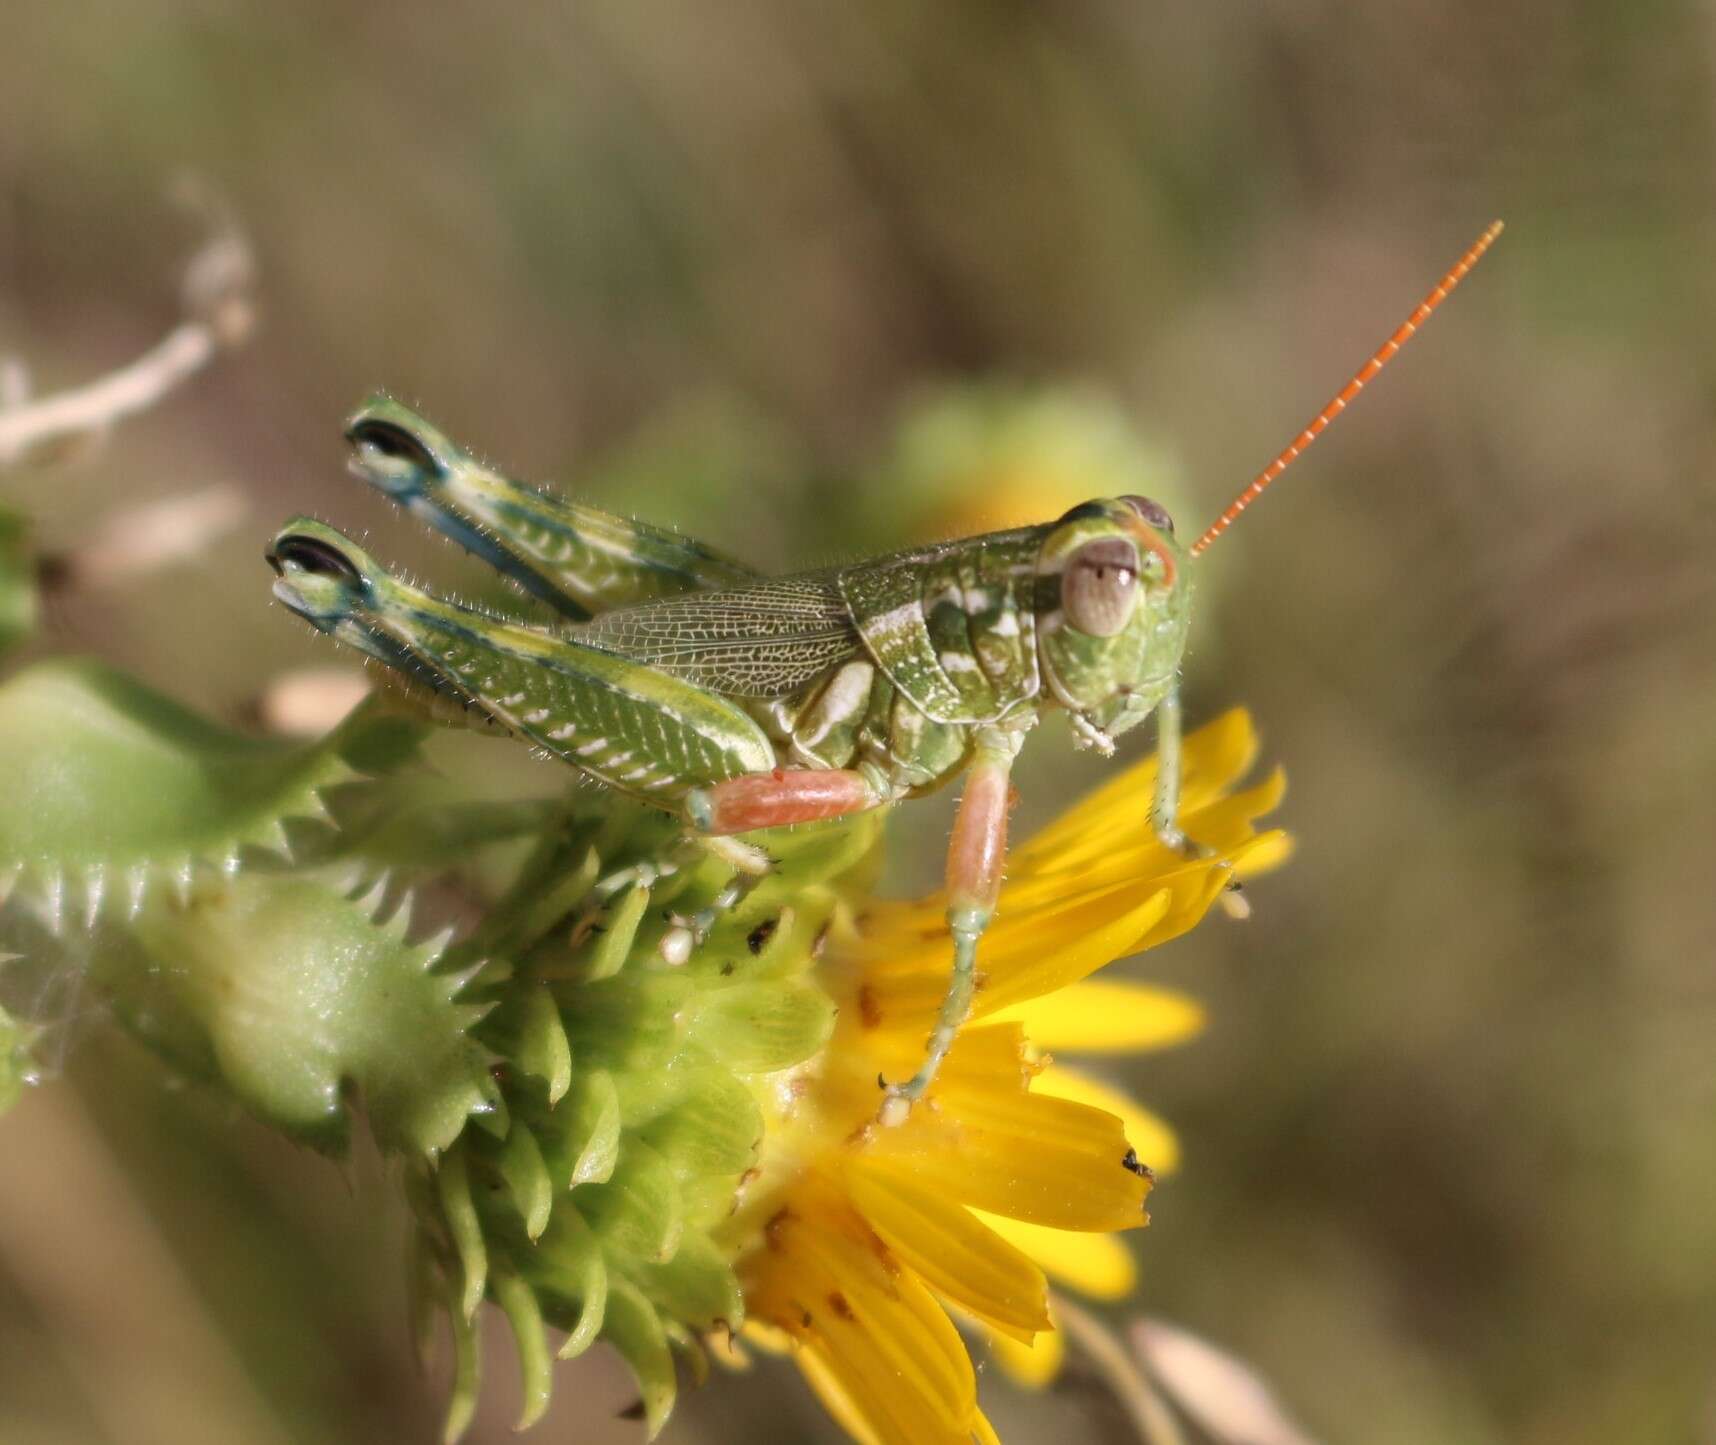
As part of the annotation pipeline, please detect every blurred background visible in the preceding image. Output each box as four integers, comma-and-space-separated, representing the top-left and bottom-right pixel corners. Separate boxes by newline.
2, 3, 1714, 1443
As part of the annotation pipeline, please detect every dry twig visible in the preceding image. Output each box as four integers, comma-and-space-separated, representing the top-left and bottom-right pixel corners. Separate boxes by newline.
1132, 1316, 1321, 1445
1052, 1293, 1190, 1445
0, 188, 256, 470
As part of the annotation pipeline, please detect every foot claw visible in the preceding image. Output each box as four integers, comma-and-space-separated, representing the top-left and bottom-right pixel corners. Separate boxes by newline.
1162, 829, 1255, 922
876, 1088, 913, 1128
667, 901, 722, 943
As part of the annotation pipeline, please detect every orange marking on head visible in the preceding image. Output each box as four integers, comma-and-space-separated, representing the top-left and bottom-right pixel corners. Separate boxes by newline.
1190, 220, 1504, 558
1141, 530, 1179, 592
1119, 513, 1179, 591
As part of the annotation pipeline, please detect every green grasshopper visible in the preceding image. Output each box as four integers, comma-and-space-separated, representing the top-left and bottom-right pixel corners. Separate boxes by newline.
267, 223, 1500, 1120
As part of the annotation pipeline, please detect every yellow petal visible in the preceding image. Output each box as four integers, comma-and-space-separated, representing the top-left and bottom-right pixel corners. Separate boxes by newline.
787, 1328, 975, 1445
1121, 866, 1242, 961
985, 1316, 1066, 1389
990, 979, 1205, 1054
1013, 709, 1258, 867
974, 1212, 1138, 1300
706, 1330, 754, 1371
736, 705, 1293, 1445
858, 876, 1168, 977
859, 1089, 1149, 1230
855, 887, 1174, 1029
929, 1021, 1034, 1091
1232, 827, 1294, 879
855, 709, 1282, 969
1180, 769, 1288, 854
844, 1161, 1051, 1341
740, 1320, 794, 1355
994, 849, 1219, 918
852, 1021, 1034, 1109
1032, 1062, 1181, 1176
795, 1344, 887, 1445
751, 1197, 980, 1445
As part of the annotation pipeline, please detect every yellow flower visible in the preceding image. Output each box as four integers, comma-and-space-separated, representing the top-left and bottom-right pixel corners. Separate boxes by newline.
5, 672, 1287, 1443
731, 708, 1291, 1444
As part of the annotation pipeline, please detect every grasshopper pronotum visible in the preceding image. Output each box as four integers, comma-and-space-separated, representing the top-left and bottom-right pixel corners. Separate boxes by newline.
268, 223, 1501, 1121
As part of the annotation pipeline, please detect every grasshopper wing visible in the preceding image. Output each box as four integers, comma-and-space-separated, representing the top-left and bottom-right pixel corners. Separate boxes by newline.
575, 574, 861, 699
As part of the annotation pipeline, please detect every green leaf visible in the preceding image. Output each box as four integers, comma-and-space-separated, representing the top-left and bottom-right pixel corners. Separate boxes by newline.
121, 873, 497, 1157
0, 660, 423, 923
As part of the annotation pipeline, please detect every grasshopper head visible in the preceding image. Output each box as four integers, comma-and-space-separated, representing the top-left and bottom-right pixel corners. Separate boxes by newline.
266, 518, 384, 634
345, 398, 459, 501
1035, 496, 1192, 742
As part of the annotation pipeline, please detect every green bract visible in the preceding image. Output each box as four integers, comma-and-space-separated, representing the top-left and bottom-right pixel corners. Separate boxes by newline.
118, 875, 499, 1156
0, 637, 886, 1434
409, 802, 883, 1439
0, 658, 421, 928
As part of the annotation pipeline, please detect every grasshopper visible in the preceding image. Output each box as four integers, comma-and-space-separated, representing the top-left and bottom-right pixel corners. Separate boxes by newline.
267, 222, 1500, 1120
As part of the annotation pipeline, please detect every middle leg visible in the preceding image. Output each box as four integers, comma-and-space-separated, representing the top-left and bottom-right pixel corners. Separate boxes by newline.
1151, 686, 1249, 920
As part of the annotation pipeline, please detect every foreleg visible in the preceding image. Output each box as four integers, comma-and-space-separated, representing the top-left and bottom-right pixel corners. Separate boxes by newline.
1151, 686, 1249, 920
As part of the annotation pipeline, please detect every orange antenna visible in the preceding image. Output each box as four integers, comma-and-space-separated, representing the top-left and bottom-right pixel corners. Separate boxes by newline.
1190, 219, 1504, 557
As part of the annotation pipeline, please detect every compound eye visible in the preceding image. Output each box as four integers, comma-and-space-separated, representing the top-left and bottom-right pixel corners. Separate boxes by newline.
1063, 537, 1139, 636
270, 534, 364, 585
346, 418, 439, 475
1121, 495, 1175, 534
